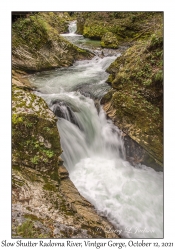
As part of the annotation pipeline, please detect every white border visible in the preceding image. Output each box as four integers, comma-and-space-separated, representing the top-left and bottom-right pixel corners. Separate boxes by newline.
0, 0, 175, 249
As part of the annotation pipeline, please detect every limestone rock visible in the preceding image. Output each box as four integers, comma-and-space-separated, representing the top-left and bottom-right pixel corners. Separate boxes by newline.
101, 32, 119, 49
102, 30, 163, 169
76, 12, 163, 45
12, 12, 94, 72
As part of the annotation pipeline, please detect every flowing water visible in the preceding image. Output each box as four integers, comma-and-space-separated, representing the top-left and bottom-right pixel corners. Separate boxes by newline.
29, 21, 163, 238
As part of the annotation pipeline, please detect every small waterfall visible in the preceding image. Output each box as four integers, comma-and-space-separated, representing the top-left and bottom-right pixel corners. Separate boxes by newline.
68, 20, 77, 34
30, 50, 163, 239
61, 20, 82, 37
50, 92, 126, 170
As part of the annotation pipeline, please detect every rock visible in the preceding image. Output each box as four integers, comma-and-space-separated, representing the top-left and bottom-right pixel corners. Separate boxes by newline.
123, 134, 163, 171
101, 32, 119, 49
12, 85, 62, 177
12, 159, 120, 238
76, 12, 163, 45
102, 28, 163, 169
58, 165, 69, 179
12, 12, 94, 72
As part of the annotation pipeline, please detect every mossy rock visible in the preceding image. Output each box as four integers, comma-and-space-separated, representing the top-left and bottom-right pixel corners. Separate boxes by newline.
12, 85, 62, 179
12, 12, 94, 72
101, 32, 119, 49
102, 27, 163, 168
76, 12, 163, 44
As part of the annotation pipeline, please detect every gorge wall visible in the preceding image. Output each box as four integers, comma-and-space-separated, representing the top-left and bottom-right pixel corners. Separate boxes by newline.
76, 12, 163, 169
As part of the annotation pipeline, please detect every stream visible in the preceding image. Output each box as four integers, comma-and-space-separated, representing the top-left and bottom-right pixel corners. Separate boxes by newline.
29, 21, 163, 238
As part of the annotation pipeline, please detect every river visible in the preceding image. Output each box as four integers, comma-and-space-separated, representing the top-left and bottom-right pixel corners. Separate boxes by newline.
29, 21, 163, 238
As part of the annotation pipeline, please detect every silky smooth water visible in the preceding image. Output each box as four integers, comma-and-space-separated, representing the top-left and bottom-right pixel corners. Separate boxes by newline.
29, 22, 163, 238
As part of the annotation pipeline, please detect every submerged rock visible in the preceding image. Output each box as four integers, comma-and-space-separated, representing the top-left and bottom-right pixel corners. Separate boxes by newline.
51, 99, 84, 131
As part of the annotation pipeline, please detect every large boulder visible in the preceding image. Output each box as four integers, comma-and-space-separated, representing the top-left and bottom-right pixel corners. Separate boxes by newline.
101, 32, 119, 49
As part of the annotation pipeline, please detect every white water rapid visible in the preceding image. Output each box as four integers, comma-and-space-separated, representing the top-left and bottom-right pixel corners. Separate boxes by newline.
29, 22, 163, 238
68, 20, 77, 34
60, 20, 82, 37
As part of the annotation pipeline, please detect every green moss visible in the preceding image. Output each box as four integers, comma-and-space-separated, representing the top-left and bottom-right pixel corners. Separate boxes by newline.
24, 214, 41, 221
12, 165, 21, 171
12, 12, 70, 51
101, 32, 119, 48
17, 220, 35, 238
12, 114, 23, 124
102, 20, 163, 166
12, 85, 62, 180
76, 12, 163, 46
50, 169, 60, 182
16, 219, 51, 238
30, 155, 40, 164
60, 200, 75, 216
43, 182, 57, 192
12, 178, 25, 187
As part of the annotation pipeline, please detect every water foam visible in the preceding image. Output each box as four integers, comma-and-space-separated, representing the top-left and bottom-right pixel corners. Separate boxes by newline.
30, 50, 163, 239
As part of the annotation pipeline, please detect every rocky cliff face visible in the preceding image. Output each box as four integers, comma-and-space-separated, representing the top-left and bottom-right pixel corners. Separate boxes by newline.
12, 12, 119, 238
76, 12, 163, 169
101, 19, 163, 169
12, 12, 93, 72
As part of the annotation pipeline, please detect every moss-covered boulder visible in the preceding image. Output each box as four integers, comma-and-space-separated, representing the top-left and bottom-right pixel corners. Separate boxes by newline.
12, 85, 62, 178
102, 30, 163, 168
76, 12, 163, 46
12, 12, 94, 72
101, 32, 119, 48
